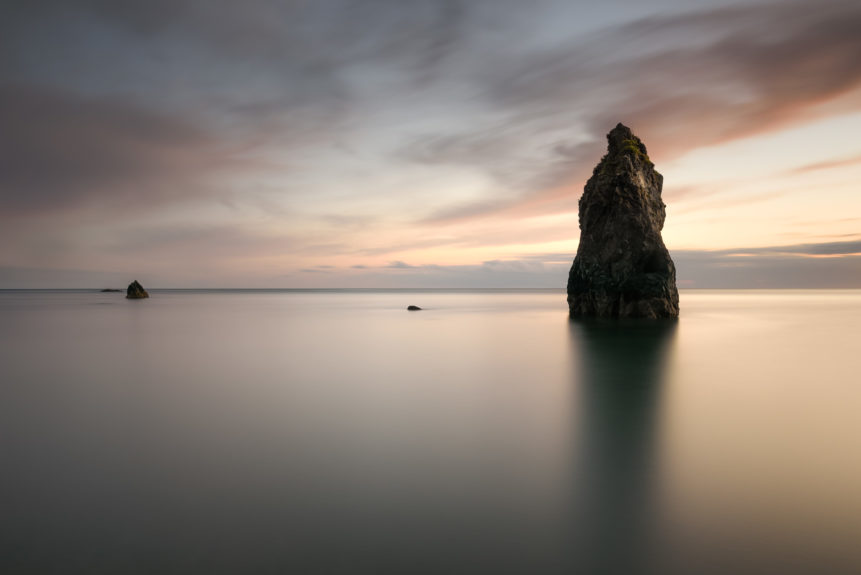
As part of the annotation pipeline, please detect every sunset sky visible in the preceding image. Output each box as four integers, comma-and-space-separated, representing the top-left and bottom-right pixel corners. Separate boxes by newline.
2, 0, 860, 288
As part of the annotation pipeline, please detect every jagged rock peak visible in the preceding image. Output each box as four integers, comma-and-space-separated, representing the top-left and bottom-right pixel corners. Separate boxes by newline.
567, 123, 679, 319
126, 280, 149, 299
607, 122, 645, 154
596, 122, 653, 171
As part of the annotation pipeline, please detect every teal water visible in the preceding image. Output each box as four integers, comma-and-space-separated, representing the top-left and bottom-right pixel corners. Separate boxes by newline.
1, 289, 860, 574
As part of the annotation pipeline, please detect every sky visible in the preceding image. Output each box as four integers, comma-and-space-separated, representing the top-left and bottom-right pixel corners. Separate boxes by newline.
1, 0, 860, 288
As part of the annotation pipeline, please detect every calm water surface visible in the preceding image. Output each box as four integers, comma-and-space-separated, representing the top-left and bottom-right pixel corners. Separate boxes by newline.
1, 289, 860, 574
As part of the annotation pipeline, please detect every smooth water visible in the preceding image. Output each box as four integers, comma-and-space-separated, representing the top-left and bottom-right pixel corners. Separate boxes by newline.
1, 289, 860, 574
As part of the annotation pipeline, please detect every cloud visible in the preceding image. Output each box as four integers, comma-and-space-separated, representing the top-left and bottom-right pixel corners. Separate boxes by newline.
674, 254, 861, 289
402, 133, 600, 223
789, 154, 861, 174
420, 198, 516, 224
708, 240, 861, 257
671, 240, 861, 288
5, 239, 861, 288
0, 84, 237, 216
0, 0, 476, 121
398, 0, 861, 222
336, 258, 568, 288
98, 224, 294, 258
484, 0, 861, 150
0, 219, 302, 286
350, 240, 861, 289
3, 1, 861, 288
386, 261, 417, 269
9, 1, 860, 220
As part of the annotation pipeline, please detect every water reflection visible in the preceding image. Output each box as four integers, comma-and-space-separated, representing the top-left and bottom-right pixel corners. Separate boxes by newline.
567, 318, 677, 574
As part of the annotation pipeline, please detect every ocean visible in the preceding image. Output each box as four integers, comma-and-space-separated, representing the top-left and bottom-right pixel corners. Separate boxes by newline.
2, 289, 860, 574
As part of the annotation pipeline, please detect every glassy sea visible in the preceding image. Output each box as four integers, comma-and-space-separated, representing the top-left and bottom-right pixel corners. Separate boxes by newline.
2, 289, 860, 574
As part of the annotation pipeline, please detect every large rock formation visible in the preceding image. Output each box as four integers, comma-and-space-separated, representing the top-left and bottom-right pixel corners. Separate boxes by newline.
567, 123, 679, 318
126, 280, 149, 299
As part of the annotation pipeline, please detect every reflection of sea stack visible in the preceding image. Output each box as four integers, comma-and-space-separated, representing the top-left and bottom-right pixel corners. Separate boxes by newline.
126, 280, 149, 299
567, 320, 677, 574
567, 123, 679, 318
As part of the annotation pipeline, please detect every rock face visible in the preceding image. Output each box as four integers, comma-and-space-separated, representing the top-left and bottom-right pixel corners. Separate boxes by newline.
567, 123, 679, 318
126, 280, 149, 299
407, 305, 422, 311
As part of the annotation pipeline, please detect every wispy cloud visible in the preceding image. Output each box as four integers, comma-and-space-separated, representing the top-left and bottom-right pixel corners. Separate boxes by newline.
673, 244, 861, 288
398, 0, 861, 222
789, 154, 861, 174
386, 261, 417, 269
710, 240, 861, 257
2, 1, 860, 287
0, 84, 239, 216
322, 240, 861, 288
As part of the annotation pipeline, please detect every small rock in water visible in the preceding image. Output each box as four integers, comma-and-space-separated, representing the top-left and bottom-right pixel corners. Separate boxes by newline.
407, 305, 422, 311
126, 280, 149, 299
100, 288, 122, 292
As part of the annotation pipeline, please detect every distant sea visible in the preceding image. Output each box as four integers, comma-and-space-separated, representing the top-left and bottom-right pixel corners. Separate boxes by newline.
2, 289, 860, 574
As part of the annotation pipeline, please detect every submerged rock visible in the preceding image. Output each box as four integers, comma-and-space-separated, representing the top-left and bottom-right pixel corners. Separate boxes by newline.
567, 123, 679, 318
407, 305, 422, 311
126, 280, 149, 299
100, 288, 122, 293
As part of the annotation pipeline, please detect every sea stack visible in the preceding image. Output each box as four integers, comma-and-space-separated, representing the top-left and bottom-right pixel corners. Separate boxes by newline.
126, 280, 149, 299
567, 123, 679, 318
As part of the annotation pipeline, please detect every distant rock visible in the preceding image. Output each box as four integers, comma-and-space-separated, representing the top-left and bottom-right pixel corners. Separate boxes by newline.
126, 280, 149, 299
100, 289, 122, 293
407, 305, 422, 311
567, 123, 679, 318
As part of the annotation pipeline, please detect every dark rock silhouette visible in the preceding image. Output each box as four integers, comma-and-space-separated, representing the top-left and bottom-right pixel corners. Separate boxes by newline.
126, 280, 149, 299
100, 289, 122, 293
567, 123, 679, 318
407, 305, 422, 311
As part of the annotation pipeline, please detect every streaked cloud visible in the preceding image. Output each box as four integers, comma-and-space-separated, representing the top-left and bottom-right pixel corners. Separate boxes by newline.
789, 155, 861, 174
386, 261, 417, 269
401, 0, 861, 220
0, 84, 241, 216
1, 0, 860, 287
